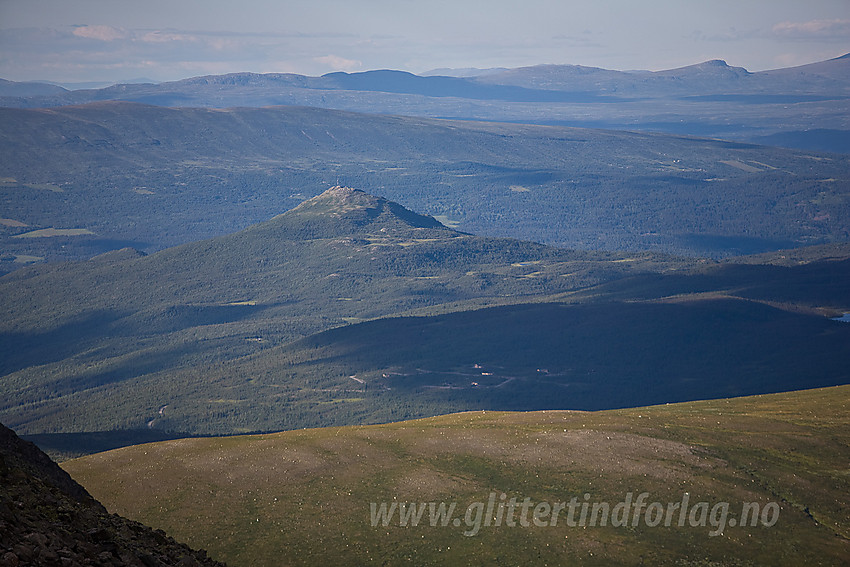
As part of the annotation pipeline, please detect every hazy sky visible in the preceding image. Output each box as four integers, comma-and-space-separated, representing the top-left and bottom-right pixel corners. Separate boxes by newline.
1, 0, 849, 84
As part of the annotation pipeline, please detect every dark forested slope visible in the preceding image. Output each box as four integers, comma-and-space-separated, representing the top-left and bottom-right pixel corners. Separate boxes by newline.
2, 188, 847, 454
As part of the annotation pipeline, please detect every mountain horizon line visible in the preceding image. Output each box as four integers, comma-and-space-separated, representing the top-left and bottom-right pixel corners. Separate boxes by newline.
8, 51, 850, 90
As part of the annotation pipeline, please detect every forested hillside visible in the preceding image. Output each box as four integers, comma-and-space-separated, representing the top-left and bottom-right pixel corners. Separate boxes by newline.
1, 103, 848, 274
2, 188, 847, 457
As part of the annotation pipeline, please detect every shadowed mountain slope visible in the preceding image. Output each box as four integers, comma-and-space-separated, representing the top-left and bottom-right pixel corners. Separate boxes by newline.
2, 188, 848, 456
1, 187, 689, 445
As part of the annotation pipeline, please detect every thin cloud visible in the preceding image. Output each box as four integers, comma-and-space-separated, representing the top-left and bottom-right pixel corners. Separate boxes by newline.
0, 25, 296, 81
550, 33, 605, 50
71, 25, 127, 41
314, 54, 362, 72
772, 19, 850, 41
140, 30, 202, 43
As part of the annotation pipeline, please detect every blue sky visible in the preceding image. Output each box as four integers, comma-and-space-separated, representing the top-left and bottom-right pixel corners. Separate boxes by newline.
1, 0, 848, 84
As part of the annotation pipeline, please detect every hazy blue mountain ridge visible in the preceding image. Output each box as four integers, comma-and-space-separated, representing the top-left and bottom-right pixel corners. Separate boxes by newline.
2, 54, 848, 151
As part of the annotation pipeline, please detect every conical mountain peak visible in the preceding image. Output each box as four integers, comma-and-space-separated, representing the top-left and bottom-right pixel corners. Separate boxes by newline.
289, 186, 386, 215
251, 186, 450, 240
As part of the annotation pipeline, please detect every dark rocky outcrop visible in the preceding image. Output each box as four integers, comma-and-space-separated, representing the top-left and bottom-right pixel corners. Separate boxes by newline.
0, 423, 226, 566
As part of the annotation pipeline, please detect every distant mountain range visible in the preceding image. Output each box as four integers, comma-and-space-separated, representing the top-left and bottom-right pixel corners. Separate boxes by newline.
2, 54, 848, 152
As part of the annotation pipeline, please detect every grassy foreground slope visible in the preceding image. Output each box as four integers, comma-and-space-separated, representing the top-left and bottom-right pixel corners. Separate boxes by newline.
64, 385, 850, 567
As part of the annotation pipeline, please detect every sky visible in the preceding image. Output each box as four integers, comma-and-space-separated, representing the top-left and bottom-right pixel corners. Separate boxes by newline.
1, 0, 849, 85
